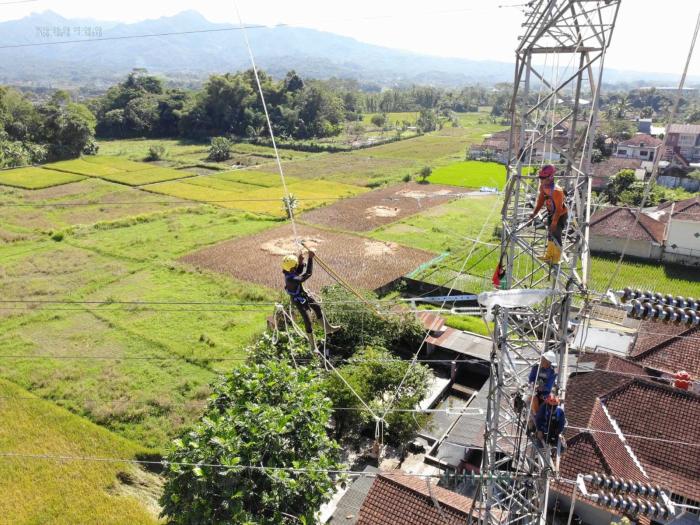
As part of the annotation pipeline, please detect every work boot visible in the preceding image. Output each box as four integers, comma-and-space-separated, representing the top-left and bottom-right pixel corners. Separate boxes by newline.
549, 242, 562, 265
537, 242, 553, 263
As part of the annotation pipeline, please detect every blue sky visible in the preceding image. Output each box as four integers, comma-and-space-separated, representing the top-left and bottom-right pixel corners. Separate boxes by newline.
1, 0, 698, 76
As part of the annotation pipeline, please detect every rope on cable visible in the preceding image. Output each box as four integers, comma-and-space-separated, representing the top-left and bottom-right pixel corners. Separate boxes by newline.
234, 2, 298, 241
299, 241, 386, 319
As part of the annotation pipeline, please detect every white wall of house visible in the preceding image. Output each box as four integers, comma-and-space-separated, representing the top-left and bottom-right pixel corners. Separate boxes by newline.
590, 235, 662, 260
614, 144, 659, 161
666, 220, 700, 254
663, 219, 700, 266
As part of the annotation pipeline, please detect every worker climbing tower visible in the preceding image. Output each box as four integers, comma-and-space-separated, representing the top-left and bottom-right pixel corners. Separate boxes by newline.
478, 1, 621, 523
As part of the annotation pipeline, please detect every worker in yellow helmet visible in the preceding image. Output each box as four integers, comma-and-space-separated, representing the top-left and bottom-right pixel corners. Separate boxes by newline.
282, 250, 340, 350
529, 164, 568, 265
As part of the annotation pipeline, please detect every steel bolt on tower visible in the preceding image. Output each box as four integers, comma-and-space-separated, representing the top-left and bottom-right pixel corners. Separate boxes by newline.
477, 1, 621, 524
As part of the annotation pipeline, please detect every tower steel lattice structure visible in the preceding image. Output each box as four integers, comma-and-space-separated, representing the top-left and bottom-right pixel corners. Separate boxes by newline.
478, 1, 621, 524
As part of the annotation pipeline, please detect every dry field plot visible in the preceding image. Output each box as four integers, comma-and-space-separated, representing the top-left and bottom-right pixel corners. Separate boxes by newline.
180, 223, 435, 291
300, 182, 465, 232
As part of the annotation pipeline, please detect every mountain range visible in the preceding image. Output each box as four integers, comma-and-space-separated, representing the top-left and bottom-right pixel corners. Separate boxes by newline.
0, 10, 694, 90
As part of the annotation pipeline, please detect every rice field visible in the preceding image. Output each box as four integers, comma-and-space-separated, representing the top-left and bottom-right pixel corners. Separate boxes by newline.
96, 166, 193, 186
0, 166, 85, 189
143, 174, 366, 216
0, 379, 159, 524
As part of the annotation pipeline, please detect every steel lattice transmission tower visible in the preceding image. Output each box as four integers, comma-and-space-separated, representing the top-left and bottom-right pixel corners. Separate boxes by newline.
478, 1, 621, 524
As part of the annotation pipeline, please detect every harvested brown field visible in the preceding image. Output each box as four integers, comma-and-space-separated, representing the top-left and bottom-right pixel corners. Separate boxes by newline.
299, 182, 464, 232
180, 223, 435, 292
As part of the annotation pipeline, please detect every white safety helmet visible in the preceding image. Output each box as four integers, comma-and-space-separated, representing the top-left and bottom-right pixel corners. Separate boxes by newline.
542, 351, 558, 365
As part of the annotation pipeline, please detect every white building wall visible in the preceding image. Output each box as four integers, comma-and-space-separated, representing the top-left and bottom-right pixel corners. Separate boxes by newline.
666, 220, 700, 254
590, 235, 662, 260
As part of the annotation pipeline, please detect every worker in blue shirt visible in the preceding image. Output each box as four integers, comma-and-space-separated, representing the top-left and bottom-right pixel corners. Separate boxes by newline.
536, 394, 566, 447
528, 350, 557, 415
282, 250, 339, 350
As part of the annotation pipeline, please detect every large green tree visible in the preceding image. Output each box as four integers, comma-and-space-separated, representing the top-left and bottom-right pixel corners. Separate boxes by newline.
160, 357, 341, 525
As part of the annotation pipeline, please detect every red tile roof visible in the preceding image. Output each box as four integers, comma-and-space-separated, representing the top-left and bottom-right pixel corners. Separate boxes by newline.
590, 207, 666, 243
617, 134, 663, 148
356, 473, 477, 525
591, 158, 642, 187
560, 370, 700, 501
602, 381, 700, 500
629, 320, 700, 377
659, 195, 700, 222
578, 353, 649, 376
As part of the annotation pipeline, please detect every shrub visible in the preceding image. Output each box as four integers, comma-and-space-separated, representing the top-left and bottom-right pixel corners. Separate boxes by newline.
402, 173, 411, 183
208, 137, 233, 161
418, 166, 432, 183
145, 145, 165, 161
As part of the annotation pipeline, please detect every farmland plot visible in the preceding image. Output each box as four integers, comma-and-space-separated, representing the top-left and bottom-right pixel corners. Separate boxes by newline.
0, 166, 85, 189
300, 182, 465, 232
180, 223, 435, 292
0, 178, 189, 232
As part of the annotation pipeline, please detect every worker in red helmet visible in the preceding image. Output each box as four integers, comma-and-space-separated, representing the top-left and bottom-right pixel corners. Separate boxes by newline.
536, 394, 567, 447
529, 165, 568, 265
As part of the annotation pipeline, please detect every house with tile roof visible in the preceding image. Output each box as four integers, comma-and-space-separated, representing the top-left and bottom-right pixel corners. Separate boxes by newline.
554, 367, 700, 524
591, 157, 644, 189
589, 206, 667, 259
614, 134, 664, 162
656, 196, 700, 265
329, 471, 479, 525
628, 320, 700, 393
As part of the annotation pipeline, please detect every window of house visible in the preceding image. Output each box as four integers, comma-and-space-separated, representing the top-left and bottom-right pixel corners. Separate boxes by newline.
617, 149, 627, 155
640, 150, 648, 156
679, 135, 694, 146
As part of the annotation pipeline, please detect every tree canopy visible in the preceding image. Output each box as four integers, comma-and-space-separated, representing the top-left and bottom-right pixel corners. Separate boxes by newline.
160, 353, 341, 525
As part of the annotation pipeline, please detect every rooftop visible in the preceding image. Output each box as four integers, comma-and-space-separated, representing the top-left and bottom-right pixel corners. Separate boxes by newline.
591, 157, 642, 187
560, 369, 700, 501
618, 134, 663, 148
356, 472, 477, 525
657, 195, 700, 222
590, 206, 666, 243
629, 320, 700, 378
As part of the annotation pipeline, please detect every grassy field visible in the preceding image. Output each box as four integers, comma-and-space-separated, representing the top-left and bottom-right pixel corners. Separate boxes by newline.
0, 378, 159, 524
67, 208, 277, 262
0, 166, 85, 189
0, 310, 215, 448
97, 138, 314, 166
428, 161, 506, 190
371, 196, 502, 253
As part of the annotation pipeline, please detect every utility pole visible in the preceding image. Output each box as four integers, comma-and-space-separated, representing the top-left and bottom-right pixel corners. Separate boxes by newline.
478, 2, 621, 524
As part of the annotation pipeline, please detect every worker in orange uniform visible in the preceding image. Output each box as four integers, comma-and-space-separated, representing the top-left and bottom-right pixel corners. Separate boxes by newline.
529, 165, 568, 264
